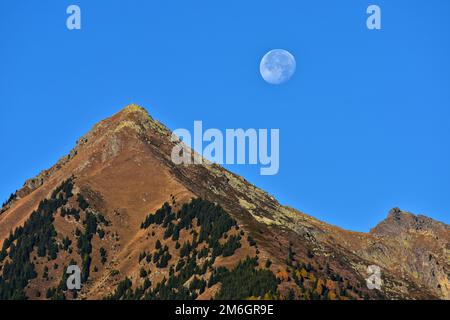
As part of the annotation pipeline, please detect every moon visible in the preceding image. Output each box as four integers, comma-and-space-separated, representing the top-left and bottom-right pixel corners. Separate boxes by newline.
260, 49, 296, 85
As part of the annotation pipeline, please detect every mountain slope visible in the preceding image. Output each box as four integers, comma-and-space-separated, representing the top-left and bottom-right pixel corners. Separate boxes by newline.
0, 104, 448, 300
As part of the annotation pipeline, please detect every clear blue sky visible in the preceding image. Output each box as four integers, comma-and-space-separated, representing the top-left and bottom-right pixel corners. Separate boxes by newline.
1, 0, 449, 231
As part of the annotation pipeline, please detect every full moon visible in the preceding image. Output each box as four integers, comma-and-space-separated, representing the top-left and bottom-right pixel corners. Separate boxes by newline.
260, 49, 296, 85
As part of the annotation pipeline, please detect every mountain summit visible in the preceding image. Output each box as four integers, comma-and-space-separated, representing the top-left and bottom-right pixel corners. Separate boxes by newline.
0, 105, 448, 300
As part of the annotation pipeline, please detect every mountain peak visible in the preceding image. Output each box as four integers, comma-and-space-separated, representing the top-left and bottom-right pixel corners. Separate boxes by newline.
387, 207, 402, 217
111, 104, 154, 130
370, 207, 447, 237
107, 104, 170, 138
118, 103, 150, 118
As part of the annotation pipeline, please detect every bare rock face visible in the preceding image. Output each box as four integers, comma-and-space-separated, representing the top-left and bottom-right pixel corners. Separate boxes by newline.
372, 207, 448, 237
0, 104, 448, 300
365, 208, 449, 299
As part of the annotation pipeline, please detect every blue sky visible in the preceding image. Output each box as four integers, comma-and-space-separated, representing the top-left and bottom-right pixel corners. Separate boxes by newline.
1, 0, 449, 231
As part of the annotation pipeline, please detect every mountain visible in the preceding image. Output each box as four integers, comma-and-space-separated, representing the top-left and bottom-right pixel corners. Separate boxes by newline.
0, 104, 448, 300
